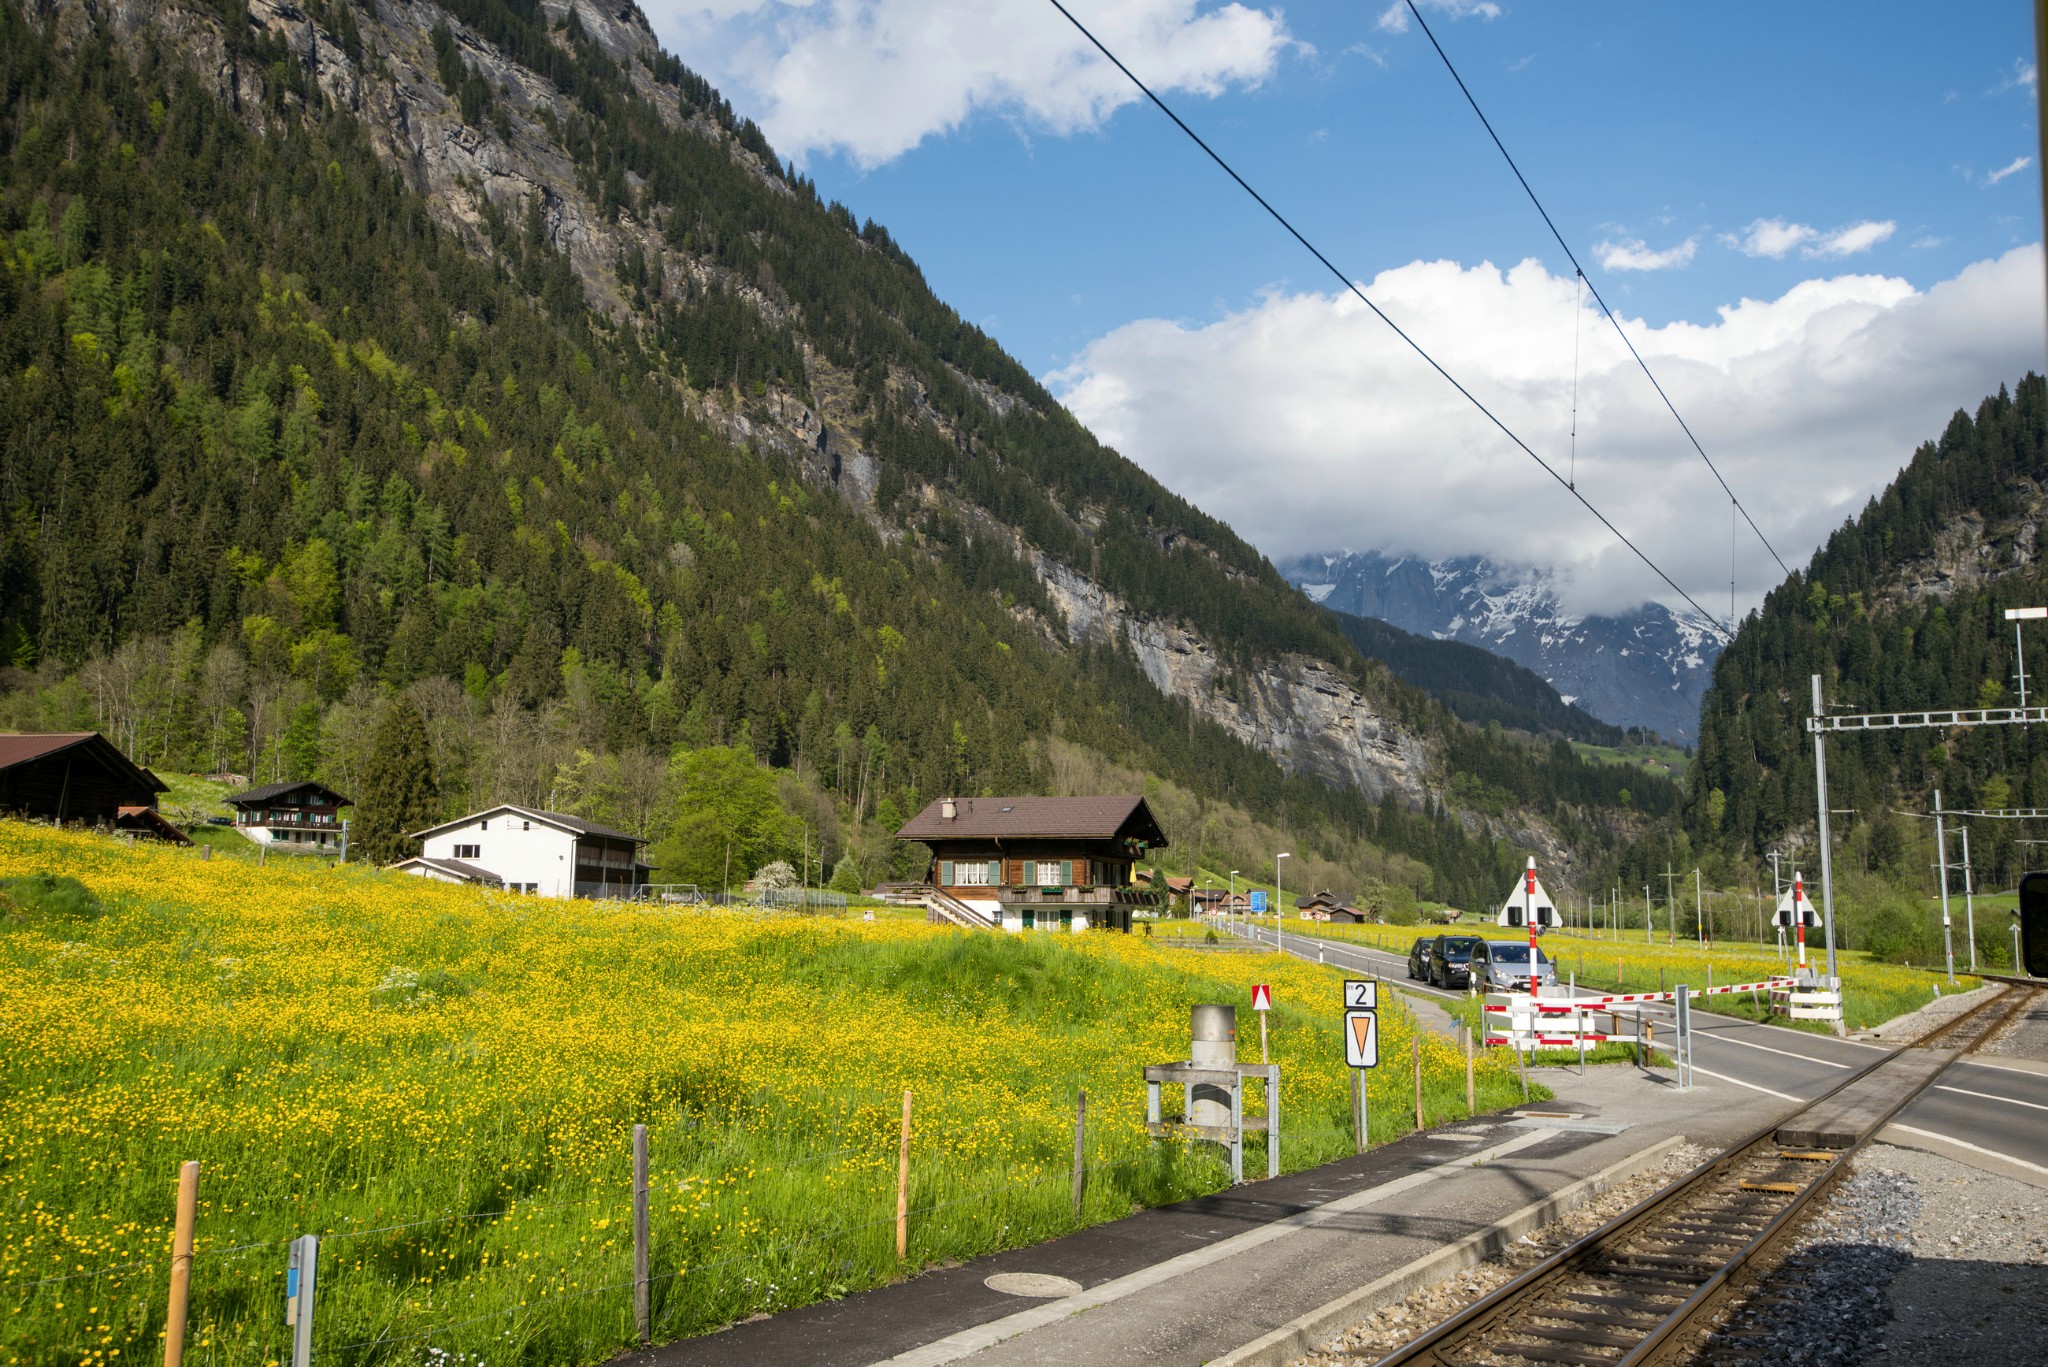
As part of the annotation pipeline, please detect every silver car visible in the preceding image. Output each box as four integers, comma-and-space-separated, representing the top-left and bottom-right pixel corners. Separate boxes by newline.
1471, 940, 1559, 991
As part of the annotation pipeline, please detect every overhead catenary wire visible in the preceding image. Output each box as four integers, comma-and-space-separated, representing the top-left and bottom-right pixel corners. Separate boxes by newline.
1039, 0, 1732, 641
1399, 0, 1792, 580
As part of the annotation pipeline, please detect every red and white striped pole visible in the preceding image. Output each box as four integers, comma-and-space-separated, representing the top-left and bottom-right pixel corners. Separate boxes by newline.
1793, 872, 1808, 969
1525, 857, 1539, 995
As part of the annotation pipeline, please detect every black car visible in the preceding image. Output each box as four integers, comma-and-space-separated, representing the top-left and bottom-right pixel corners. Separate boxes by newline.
1429, 935, 1482, 989
1406, 936, 1437, 981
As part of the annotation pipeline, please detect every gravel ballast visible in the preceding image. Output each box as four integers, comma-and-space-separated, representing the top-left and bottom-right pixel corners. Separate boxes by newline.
1290, 1143, 1713, 1367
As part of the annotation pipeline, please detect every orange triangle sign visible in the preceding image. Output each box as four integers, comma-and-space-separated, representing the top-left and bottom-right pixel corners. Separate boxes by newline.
1351, 1014, 1372, 1053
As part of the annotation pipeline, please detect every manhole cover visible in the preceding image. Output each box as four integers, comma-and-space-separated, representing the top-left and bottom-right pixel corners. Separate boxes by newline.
985, 1272, 1083, 1299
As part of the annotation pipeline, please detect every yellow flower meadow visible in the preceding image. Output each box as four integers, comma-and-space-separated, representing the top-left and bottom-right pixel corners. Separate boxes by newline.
0, 823, 1532, 1366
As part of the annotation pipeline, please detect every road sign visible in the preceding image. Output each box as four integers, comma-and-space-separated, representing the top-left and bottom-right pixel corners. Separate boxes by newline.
1249, 890, 1267, 913
1250, 984, 1273, 1012
1344, 1010, 1379, 1067
1343, 979, 1377, 1010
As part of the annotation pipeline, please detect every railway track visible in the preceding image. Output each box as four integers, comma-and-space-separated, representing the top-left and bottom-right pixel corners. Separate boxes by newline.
1368, 982, 2041, 1367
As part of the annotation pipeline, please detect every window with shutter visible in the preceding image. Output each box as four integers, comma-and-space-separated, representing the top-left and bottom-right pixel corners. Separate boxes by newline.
940, 860, 954, 885
1061, 860, 1073, 886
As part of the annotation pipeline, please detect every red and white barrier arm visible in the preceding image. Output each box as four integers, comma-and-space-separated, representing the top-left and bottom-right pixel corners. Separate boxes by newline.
1483, 977, 1798, 1014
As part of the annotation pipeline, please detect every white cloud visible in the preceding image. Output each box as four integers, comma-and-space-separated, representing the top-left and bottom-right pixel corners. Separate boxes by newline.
1994, 58, 2037, 93
1911, 235, 1947, 249
1726, 217, 1894, 259
1809, 219, 1895, 256
1048, 247, 2046, 617
1593, 236, 1698, 272
1986, 155, 2034, 186
1375, 0, 1500, 35
1728, 217, 1815, 258
641, 1, 1295, 167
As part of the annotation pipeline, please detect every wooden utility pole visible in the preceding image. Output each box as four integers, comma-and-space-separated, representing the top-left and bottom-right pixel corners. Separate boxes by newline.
1661, 866, 1680, 945
895, 1091, 913, 1260
163, 1161, 199, 1367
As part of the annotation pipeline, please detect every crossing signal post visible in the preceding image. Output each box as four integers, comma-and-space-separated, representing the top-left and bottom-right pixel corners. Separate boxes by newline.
1344, 979, 1377, 1153
1774, 872, 1820, 971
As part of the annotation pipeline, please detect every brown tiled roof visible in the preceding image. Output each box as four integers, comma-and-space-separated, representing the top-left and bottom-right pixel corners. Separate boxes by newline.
0, 732, 166, 793
896, 795, 1167, 846
227, 779, 353, 806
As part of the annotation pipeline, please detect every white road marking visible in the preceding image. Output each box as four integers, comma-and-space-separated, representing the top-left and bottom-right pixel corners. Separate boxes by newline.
1683, 1065, 1802, 1101
1886, 1123, 2048, 1177
1933, 1083, 2048, 1113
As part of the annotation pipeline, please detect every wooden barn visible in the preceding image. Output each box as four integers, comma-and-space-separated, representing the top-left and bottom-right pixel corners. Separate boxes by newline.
0, 732, 168, 828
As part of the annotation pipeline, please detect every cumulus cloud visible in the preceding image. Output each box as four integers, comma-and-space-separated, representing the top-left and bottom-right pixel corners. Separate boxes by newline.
1986, 155, 2034, 186
1048, 248, 2046, 617
1377, 0, 1501, 33
1727, 217, 1894, 259
1593, 236, 1698, 272
641, 0, 1294, 167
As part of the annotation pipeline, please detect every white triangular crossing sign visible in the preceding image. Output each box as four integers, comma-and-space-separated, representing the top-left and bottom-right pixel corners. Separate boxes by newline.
1250, 983, 1273, 1012
1496, 858, 1557, 929
1775, 874, 1821, 927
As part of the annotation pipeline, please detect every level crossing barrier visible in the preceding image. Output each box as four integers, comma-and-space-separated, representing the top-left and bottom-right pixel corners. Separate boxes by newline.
1480, 976, 1811, 1048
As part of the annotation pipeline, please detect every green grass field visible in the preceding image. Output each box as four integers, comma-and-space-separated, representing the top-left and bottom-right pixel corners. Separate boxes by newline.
1569, 741, 1691, 782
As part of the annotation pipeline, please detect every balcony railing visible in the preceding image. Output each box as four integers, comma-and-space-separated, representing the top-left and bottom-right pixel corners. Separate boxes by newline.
237, 812, 340, 829
995, 885, 1162, 907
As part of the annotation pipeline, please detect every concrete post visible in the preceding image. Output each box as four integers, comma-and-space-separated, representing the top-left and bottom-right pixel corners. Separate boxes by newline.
1189, 1005, 1236, 1133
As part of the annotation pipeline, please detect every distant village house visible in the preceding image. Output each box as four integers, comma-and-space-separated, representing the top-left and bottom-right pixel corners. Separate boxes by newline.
897, 795, 1167, 932
393, 805, 648, 899
225, 780, 351, 854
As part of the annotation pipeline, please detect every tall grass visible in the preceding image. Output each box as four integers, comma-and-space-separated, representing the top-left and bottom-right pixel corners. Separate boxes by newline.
0, 824, 1539, 1366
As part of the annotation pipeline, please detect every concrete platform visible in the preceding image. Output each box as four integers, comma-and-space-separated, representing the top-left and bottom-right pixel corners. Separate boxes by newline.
627, 1064, 1788, 1367
1775, 1047, 1957, 1148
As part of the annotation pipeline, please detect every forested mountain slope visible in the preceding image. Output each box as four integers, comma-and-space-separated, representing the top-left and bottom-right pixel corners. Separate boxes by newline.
1687, 375, 2048, 890
0, 0, 1670, 906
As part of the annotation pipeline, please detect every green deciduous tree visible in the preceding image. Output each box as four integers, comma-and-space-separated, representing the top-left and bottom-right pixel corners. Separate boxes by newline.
646, 745, 798, 891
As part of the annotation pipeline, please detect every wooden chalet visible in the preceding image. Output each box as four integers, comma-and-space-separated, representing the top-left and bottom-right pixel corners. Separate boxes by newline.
896, 795, 1167, 933
225, 779, 351, 853
1296, 889, 1374, 924
0, 732, 168, 827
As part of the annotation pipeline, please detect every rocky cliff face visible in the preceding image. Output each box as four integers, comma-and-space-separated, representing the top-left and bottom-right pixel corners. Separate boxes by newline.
56, 0, 1461, 812
1279, 550, 1719, 744
1036, 560, 1431, 803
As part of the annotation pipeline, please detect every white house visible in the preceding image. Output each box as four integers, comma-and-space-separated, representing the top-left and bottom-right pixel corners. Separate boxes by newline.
391, 805, 647, 899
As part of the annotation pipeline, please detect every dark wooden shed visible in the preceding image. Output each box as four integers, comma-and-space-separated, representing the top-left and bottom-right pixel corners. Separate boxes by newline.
0, 733, 167, 826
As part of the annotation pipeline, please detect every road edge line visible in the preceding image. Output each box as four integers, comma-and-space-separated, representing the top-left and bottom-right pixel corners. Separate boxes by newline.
1205, 1135, 1686, 1367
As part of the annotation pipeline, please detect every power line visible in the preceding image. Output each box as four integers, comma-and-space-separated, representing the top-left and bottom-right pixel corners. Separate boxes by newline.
1399, 0, 1792, 579
1039, 0, 1732, 639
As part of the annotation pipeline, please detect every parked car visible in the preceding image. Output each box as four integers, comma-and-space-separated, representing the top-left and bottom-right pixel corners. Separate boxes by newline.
1470, 939, 1559, 992
1428, 935, 1483, 989
1406, 936, 1437, 982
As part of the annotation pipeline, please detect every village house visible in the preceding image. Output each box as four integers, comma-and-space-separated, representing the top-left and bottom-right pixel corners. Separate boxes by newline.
224, 779, 351, 854
896, 795, 1167, 932
393, 805, 648, 899
0, 732, 175, 832
1296, 889, 1375, 924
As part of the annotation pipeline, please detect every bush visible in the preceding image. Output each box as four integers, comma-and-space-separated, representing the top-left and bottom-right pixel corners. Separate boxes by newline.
0, 872, 104, 924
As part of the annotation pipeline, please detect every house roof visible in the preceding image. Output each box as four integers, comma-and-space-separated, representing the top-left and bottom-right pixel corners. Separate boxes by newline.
896, 795, 1167, 847
115, 806, 193, 845
408, 804, 644, 845
391, 855, 505, 885
1295, 889, 1340, 909
226, 779, 353, 807
0, 732, 167, 794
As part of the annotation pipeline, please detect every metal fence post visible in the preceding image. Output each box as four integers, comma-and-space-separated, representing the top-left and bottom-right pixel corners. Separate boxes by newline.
1675, 985, 1692, 1090
286, 1234, 319, 1367
1265, 1066, 1280, 1180
1071, 1090, 1087, 1221
633, 1124, 650, 1346
1411, 1034, 1423, 1131
1464, 1025, 1475, 1117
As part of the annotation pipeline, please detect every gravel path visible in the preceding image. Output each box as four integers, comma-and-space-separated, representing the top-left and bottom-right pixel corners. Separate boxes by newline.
1703, 1141, 2048, 1366
1855, 982, 2000, 1043
1982, 993, 2048, 1060
1291, 1143, 1713, 1367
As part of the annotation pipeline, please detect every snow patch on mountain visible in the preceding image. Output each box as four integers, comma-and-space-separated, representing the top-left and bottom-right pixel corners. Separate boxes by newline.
1277, 550, 1719, 742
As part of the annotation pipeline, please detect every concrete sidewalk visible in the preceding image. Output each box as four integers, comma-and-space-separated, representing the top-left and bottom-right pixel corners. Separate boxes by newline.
627, 1064, 1791, 1367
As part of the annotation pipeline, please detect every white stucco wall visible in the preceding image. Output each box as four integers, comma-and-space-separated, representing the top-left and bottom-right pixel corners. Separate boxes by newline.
420, 813, 579, 896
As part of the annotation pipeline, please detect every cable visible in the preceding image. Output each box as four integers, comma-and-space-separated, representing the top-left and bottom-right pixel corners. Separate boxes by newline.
1399, 0, 1791, 579
1569, 269, 1583, 491
1040, 0, 1732, 640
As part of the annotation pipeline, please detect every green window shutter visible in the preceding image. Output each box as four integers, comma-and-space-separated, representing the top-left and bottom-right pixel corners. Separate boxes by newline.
940, 860, 954, 884
1061, 860, 1073, 885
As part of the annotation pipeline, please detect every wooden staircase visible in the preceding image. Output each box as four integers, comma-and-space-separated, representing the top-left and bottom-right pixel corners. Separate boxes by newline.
921, 886, 999, 931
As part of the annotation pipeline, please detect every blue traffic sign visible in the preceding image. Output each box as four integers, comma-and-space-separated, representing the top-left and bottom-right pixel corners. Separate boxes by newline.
1249, 890, 1267, 913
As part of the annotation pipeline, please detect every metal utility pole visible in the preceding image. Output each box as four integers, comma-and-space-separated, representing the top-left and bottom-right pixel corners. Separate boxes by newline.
1810, 675, 1841, 982
1643, 885, 1653, 943
1960, 824, 1978, 973
1274, 852, 1290, 953
1694, 866, 1704, 947
1661, 866, 1679, 945
1935, 789, 1956, 985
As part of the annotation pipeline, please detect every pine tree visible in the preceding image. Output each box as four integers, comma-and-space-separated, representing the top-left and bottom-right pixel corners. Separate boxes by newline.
354, 695, 440, 866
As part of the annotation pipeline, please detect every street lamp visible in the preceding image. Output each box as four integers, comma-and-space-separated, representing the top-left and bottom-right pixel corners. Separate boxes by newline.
1275, 852, 1291, 952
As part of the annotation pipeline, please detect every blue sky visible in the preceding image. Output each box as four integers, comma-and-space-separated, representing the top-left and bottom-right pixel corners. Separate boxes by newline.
643, 1, 2047, 617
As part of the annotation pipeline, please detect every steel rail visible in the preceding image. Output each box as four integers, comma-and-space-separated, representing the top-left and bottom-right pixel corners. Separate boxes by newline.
1368, 983, 2031, 1367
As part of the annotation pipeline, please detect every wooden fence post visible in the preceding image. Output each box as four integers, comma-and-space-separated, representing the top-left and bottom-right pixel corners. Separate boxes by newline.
633, 1124, 650, 1346
163, 1161, 199, 1367
896, 1091, 913, 1260
1071, 1090, 1087, 1222
1411, 1034, 1423, 1131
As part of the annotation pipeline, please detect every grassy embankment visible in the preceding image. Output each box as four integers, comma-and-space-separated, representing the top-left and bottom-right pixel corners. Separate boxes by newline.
0, 823, 1541, 1367
1282, 924, 1972, 1032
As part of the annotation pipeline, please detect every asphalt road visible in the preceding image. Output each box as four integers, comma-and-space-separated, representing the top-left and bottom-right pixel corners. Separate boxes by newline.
1238, 921, 2048, 1174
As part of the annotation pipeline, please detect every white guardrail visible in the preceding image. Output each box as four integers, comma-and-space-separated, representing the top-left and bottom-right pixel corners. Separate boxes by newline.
1480, 975, 1841, 1047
